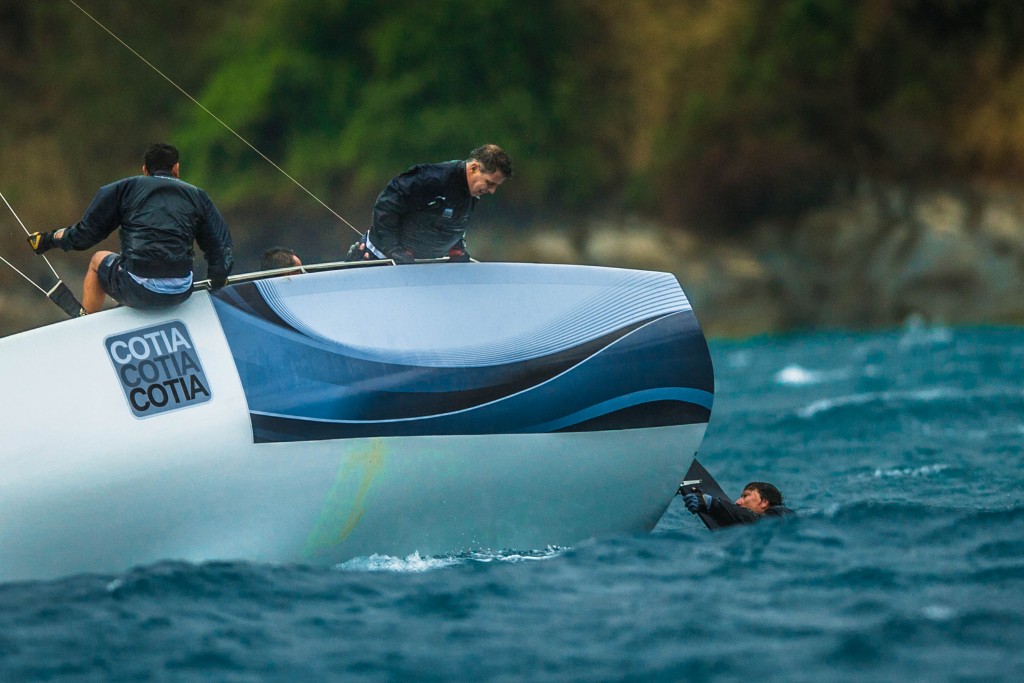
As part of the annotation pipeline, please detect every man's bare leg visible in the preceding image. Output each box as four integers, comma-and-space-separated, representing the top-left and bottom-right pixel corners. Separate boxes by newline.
83, 250, 114, 314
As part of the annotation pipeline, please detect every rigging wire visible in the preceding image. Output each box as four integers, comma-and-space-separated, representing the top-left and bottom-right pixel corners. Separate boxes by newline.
1, 190, 62, 286
66, 0, 362, 236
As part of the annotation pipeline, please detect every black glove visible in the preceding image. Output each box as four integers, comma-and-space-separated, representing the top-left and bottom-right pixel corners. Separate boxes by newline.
387, 246, 415, 264
682, 493, 712, 514
27, 230, 59, 255
345, 240, 372, 261
209, 271, 228, 290
447, 246, 471, 262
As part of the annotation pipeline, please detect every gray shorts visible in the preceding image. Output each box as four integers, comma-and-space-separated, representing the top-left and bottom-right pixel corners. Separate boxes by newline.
97, 254, 192, 309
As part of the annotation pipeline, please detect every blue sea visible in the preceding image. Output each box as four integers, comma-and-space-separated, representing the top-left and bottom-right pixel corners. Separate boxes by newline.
2, 321, 1022, 682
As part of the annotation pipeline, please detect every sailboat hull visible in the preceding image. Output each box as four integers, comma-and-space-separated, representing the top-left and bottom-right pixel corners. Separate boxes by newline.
0, 262, 712, 580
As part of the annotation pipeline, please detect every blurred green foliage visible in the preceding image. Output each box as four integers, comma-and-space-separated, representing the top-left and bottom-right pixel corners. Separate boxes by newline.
176, 0, 583, 209
4, 0, 1024, 235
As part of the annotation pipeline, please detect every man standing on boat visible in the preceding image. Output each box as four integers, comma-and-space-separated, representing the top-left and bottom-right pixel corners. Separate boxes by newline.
681, 481, 794, 527
27, 143, 233, 314
345, 144, 512, 264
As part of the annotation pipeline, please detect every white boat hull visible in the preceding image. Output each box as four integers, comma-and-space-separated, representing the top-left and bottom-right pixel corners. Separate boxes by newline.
1, 262, 712, 580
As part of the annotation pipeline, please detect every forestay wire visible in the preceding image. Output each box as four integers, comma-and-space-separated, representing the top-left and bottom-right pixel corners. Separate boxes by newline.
66, 0, 362, 236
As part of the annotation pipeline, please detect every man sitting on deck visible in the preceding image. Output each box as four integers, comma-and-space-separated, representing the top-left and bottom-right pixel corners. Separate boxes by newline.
27, 143, 233, 314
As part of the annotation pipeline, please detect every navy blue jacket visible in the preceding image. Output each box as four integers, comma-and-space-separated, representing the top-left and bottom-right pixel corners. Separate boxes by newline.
367, 160, 475, 258
59, 172, 233, 280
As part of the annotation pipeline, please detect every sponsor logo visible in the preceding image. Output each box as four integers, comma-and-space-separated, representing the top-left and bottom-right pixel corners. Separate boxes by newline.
105, 321, 212, 418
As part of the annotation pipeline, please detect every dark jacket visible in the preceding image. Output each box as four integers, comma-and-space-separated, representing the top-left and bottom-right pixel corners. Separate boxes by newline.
706, 498, 795, 528
367, 160, 475, 258
59, 172, 233, 280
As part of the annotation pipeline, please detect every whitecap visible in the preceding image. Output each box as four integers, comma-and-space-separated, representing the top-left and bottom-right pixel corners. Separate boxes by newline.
898, 313, 953, 349
775, 365, 822, 385
775, 364, 855, 386
872, 464, 951, 479
797, 392, 875, 418
459, 546, 567, 563
335, 551, 460, 573
797, 387, 958, 418
334, 546, 566, 573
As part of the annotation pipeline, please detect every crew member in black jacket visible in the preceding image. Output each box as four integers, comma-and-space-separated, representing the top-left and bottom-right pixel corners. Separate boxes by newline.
345, 144, 512, 264
28, 143, 233, 314
681, 481, 794, 527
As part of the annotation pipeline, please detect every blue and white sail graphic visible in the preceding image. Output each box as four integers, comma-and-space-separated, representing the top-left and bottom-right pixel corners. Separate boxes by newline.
212, 263, 714, 443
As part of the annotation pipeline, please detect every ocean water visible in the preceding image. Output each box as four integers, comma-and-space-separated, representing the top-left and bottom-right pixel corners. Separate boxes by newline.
2, 321, 1022, 682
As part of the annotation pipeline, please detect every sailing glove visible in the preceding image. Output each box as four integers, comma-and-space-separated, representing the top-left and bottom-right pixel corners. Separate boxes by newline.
27, 230, 59, 255
447, 246, 471, 262
682, 493, 712, 513
345, 241, 372, 262
207, 265, 229, 290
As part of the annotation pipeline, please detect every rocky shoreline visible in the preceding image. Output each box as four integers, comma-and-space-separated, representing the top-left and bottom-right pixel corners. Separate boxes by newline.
485, 180, 1024, 337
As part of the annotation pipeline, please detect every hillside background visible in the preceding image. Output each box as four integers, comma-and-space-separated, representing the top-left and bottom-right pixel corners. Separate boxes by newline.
2, 0, 1023, 337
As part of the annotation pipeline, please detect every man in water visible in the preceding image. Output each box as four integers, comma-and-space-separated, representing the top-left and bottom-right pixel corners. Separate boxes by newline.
680, 481, 794, 527
27, 143, 233, 314
260, 246, 302, 271
345, 144, 512, 264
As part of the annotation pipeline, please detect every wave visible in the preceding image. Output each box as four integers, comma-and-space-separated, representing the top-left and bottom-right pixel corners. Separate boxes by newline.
797, 387, 954, 418
795, 385, 1024, 419
774, 364, 853, 386
897, 313, 954, 349
868, 463, 953, 479
335, 546, 567, 573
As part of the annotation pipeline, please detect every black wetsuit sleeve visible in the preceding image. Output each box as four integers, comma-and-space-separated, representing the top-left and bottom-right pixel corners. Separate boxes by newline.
763, 505, 794, 517
58, 182, 123, 251
706, 498, 762, 527
193, 190, 233, 281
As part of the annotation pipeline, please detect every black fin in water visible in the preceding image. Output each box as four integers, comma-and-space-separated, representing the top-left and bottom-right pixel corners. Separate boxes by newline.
683, 458, 732, 531
46, 281, 86, 318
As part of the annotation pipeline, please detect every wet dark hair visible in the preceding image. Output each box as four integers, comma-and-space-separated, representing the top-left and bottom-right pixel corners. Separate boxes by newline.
144, 143, 179, 174
744, 482, 783, 506
468, 144, 513, 177
260, 246, 299, 270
